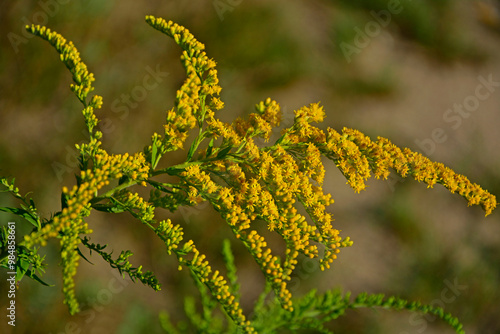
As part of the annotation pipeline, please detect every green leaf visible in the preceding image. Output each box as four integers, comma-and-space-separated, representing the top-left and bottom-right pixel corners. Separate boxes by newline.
25, 268, 53, 286
0, 207, 40, 229
76, 247, 94, 265
206, 138, 214, 157
15, 257, 30, 282
146, 180, 175, 193
118, 175, 129, 185
186, 138, 199, 161
165, 167, 186, 176
61, 192, 68, 210
221, 239, 240, 299
14, 258, 52, 286
216, 146, 232, 159
152, 140, 161, 169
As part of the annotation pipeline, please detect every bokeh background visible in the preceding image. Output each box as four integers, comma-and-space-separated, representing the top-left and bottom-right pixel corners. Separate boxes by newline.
1, 0, 500, 333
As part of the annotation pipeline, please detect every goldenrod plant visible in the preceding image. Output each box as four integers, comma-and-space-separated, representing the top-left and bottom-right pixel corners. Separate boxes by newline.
0, 16, 497, 333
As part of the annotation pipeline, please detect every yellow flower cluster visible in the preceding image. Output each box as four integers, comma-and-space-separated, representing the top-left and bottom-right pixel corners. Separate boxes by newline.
265, 110, 497, 217
180, 131, 353, 310
116, 191, 155, 223
177, 240, 255, 332
255, 97, 282, 128
155, 219, 184, 255
181, 164, 290, 309
60, 226, 84, 313
242, 230, 293, 311
254, 143, 349, 270
211, 98, 281, 144
206, 110, 242, 146
22, 151, 150, 314
323, 127, 497, 216
26, 24, 102, 136
22, 18, 497, 330
25, 25, 94, 104
152, 211, 253, 330
182, 94, 496, 314
301, 143, 326, 184
324, 127, 371, 193
97, 152, 149, 180
183, 165, 219, 195
280, 103, 327, 144
145, 16, 223, 153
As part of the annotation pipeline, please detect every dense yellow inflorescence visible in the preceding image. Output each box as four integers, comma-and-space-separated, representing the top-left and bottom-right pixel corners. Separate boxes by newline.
145, 16, 223, 154
20, 16, 496, 331
23, 151, 150, 313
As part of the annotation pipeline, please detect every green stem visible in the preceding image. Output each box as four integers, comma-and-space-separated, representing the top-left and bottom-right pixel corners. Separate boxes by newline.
152, 160, 205, 176
186, 95, 208, 162
186, 128, 205, 162
89, 179, 137, 205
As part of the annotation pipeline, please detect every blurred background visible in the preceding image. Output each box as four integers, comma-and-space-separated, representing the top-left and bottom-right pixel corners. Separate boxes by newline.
1, 0, 500, 333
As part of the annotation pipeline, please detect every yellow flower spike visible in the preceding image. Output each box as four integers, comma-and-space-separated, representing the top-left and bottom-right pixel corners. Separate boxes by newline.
17, 18, 497, 332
